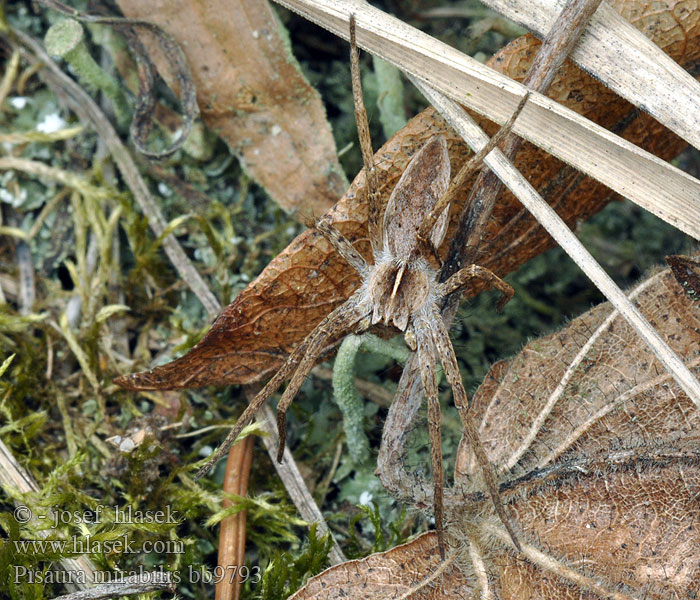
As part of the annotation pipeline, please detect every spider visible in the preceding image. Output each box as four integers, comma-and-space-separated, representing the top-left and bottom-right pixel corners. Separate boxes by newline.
195, 17, 527, 556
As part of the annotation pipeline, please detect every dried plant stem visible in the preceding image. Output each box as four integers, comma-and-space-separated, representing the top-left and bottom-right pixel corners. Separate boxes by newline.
454, 0, 604, 272
0, 49, 20, 106
413, 78, 700, 410
13, 227, 35, 315
216, 435, 254, 600
257, 404, 346, 565
272, 0, 700, 241
479, 0, 700, 151
0, 157, 111, 200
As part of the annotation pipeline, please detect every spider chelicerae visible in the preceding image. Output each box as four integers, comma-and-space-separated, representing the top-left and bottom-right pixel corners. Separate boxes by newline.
195, 17, 528, 555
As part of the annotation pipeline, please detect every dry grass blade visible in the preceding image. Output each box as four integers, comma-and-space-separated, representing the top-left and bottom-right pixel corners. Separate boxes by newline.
412, 78, 700, 409
481, 0, 700, 150
273, 0, 700, 241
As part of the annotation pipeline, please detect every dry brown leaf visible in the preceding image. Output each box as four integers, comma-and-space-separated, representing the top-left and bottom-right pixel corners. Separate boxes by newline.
458, 267, 700, 478
116, 0, 700, 390
290, 266, 700, 599
115, 0, 347, 216
288, 532, 470, 600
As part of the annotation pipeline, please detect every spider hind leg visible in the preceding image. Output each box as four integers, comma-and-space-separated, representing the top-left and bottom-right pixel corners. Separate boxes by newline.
415, 316, 447, 558
274, 297, 370, 462
428, 305, 522, 552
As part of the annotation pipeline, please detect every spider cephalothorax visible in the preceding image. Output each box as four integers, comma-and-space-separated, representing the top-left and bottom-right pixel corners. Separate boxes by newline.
363, 136, 448, 334
193, 18, 525, 556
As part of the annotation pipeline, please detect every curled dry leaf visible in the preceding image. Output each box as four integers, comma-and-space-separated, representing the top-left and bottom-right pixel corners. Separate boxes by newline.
290, 266, 699, 599
117, 0, 700, 390
115, 0, 347, 215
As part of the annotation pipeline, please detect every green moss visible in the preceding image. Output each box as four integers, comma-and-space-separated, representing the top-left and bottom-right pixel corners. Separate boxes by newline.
3, 3, 697, 600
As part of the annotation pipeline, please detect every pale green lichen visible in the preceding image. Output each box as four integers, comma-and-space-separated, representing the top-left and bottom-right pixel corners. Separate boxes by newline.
332, 334, 409, 464
44, 18, 130, 131
372, 56, 406, 139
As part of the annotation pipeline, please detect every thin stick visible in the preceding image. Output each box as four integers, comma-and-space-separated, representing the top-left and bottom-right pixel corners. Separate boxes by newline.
414, 78, 700, 410
257, 404, 347, 565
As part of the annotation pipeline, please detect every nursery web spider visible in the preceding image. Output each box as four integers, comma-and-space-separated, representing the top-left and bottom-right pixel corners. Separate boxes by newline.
197, 17, 528, 556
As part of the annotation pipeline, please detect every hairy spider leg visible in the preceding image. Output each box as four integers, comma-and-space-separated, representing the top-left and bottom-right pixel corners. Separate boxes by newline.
275, 298, 370, 461
195, 292, 367, 480
414, 316, 447, 558
315, 219, 369, 276
440, 264, 514, 311
429, 305, 522, 552
350, 15, 382, 255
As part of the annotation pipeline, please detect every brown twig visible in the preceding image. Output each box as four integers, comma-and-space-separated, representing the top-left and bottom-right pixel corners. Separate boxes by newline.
216, 435, 254, 600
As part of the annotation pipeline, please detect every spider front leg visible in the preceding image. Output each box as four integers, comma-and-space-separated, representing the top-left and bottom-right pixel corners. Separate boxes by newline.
314, 219, 369, 278
274, 297, 369, 461
428, 305, 522, 552
414, 317, 447, 558
440, 264, 514, 311
349, 15, 382, 255
195, 293, 368, 480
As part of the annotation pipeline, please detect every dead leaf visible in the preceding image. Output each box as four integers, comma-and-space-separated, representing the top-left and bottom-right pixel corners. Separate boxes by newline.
115, 0, 347, 216
116, 0, 700, 390
287, 532, 470, 600
457, 267, 700, 478
290, 266, 700, 599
